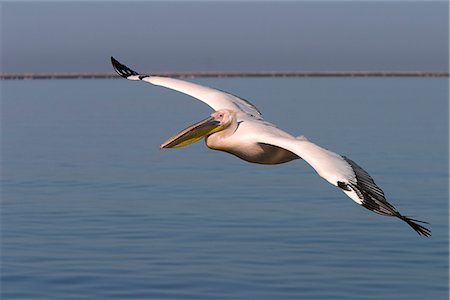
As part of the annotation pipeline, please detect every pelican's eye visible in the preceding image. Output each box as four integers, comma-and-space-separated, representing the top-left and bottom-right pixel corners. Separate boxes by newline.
213, 112, 224, 120
212, 111, 229, 123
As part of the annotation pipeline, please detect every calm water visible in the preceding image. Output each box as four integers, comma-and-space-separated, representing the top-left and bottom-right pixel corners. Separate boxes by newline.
1, 77, 448, 299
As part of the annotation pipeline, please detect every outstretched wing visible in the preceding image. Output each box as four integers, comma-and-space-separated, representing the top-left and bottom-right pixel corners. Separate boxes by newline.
256, 134, 431, 237
111, 56, 263, 120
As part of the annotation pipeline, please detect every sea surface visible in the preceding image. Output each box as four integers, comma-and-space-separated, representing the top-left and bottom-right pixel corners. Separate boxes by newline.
1, 77, 448, 299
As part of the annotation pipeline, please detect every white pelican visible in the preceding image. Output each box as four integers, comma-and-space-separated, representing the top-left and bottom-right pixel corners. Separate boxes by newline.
111, 56, 431, 237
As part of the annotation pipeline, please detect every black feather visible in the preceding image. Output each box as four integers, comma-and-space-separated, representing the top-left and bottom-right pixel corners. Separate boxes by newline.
399, 215, 432, 237
337, 181, 351, 191
111, 56, 140, 78
342, 156, 431, 237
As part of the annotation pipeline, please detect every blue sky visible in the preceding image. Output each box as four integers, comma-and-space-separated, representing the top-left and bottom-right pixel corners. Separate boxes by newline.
1, 1, 448, 73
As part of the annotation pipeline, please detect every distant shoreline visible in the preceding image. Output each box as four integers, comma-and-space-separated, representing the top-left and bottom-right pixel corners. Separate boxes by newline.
1, 71, 448, 80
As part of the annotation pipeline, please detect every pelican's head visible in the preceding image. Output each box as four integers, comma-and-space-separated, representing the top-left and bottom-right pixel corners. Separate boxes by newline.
160, 109, 236, 149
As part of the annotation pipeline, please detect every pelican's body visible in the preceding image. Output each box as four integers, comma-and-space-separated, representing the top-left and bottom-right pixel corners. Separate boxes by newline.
111, 57, 431, 237
206, 118, 300, 164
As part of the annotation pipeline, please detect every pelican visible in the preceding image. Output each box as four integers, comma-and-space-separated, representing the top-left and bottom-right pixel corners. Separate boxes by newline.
111, 56, 431, 237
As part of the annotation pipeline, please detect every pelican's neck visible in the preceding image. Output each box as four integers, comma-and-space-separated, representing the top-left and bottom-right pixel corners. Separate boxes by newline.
205, 120, 238, 150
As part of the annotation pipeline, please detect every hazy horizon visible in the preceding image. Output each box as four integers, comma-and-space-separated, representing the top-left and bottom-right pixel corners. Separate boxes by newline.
1, 2, 449, 73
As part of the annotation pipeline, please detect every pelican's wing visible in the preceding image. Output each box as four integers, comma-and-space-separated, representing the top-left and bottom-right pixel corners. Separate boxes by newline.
111, 57, 263, 120
257, 134, 431, 237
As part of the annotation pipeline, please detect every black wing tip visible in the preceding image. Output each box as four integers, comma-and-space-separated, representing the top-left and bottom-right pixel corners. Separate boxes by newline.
400, 215, 432, 237
110, 56, 140, 78
342, 156, 431, 237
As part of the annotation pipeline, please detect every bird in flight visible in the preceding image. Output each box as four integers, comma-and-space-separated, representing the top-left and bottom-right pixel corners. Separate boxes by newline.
111, 56, 431, 237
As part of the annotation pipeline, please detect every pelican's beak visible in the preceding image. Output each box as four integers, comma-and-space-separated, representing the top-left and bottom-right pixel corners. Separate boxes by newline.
160, 116, 223, 149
